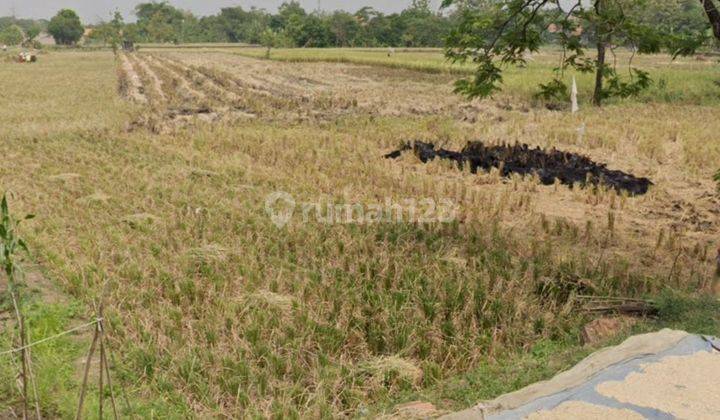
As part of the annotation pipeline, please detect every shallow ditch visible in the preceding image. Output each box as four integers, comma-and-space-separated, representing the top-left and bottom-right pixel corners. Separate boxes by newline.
385, 141, 653, 196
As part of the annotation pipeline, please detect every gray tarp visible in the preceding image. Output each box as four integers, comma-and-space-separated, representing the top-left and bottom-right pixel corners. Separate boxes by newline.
445, 329, 720, 420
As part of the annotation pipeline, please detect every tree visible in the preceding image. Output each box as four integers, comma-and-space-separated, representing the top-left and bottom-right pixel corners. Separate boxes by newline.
218, 7, 269, 44
442, 0, 696, 106
329, 12, 363, 47
0, 17, 47, 36
124, 24, 141, 46
404, 0, 434, 19
146, 12, 177, 43
400, 9, 448, 47
360, 12, 407, 46
700, 0, 720, 39
0, 24, 23, 46
24, 24, 41, 43
260, 28, 279, 58
278, 1, 307, 25
134, 2, 185, 43
48, 9, 84, 45
90, 11, 132, 51
633, 0, 708, 34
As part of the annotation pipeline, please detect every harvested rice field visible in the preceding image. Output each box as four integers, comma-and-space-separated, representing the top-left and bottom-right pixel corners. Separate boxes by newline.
1, 48, 719, 418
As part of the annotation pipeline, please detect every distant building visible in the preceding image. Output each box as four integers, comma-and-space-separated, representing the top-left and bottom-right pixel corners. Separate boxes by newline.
36, 31, 56, 46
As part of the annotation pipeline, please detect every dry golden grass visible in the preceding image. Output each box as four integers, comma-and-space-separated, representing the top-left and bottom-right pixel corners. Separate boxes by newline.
1, 48, 719, 417
0, 51, 132, 140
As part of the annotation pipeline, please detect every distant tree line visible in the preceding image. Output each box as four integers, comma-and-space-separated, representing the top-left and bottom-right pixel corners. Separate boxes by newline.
0, 11, 85, 47
88, 0, 454, 47
0, 17, 45, 46
1, 0, 717, 50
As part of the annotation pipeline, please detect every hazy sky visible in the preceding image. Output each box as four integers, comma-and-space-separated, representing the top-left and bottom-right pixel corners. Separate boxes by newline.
0, 0, 444, 23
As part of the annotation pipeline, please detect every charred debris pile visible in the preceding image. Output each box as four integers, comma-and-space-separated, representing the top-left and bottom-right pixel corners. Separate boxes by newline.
385, 141, 652, 196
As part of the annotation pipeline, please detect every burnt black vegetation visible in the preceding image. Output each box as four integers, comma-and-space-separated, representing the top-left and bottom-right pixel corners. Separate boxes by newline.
385, 141, 653, 196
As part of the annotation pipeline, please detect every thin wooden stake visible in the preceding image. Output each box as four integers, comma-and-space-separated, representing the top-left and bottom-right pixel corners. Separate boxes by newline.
11, 290, 29, 420
97, 280, 121, 419
99, 332, 104, 420
101, 335, 119, 420
20, 317, 28, 420
75, 323, 99, 420
25, 320, 42, 420
97, 305, 105, 420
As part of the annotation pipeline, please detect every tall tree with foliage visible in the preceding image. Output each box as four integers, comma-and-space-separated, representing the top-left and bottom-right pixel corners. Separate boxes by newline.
48, 9, 84, 45
0, 24, 23, 46
135, 1, 185, 43
401, 0, 450, 46
91, 11, 124, 50
442, 0, 708, 106
328, 11, 363, 47
23, 24, 41, 46
700, 0, 720, 39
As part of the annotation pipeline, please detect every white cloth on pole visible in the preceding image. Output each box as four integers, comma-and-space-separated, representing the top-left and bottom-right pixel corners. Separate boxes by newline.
571, 76, 579, 114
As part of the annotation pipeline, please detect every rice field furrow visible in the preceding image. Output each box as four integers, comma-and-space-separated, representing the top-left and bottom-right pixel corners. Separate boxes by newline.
147, 54, 210, 106
133, 54, 167, 104
118, 53, 148, 104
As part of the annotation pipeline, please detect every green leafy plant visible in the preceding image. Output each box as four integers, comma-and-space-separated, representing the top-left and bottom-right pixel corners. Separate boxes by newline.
0, 192, 37, 418
260, 28, 279, 59
1, 193, 34, 286
602, 68, 653, 99
535, 78, 569, 102
0, 24, 24, 46
714, 169, 720, 192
